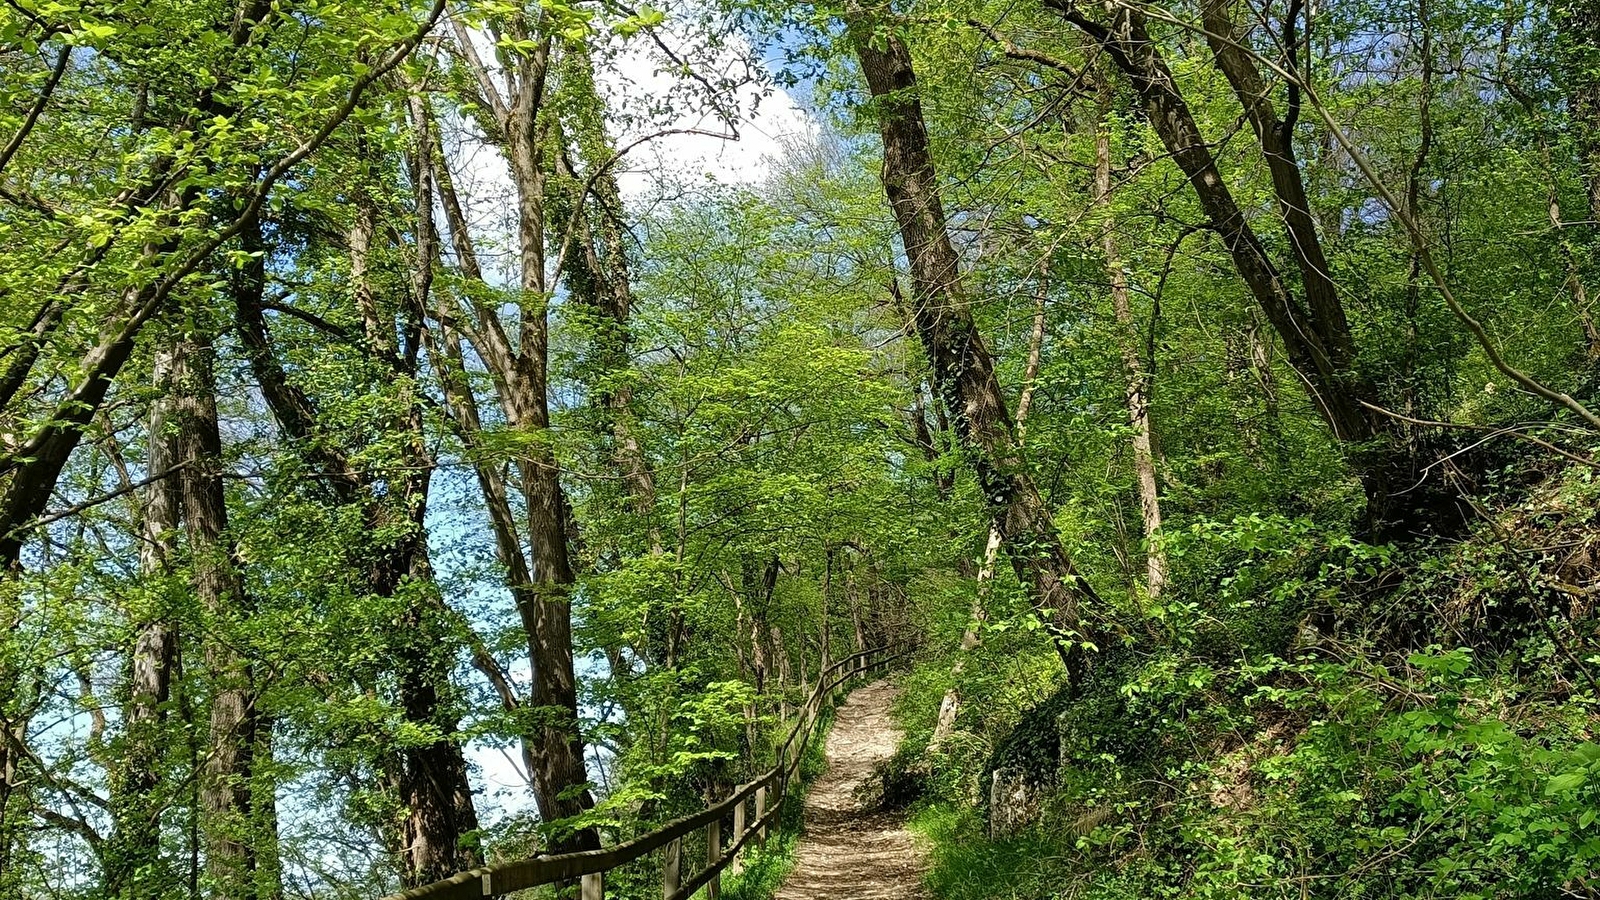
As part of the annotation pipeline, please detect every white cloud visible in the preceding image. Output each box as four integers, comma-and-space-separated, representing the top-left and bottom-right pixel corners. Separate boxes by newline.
443, 22, 816, 216
597, 32, 818, 197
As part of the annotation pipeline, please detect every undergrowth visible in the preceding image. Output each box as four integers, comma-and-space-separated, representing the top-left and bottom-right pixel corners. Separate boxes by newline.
718, 698, 837, 900
899, 463, 1600, 899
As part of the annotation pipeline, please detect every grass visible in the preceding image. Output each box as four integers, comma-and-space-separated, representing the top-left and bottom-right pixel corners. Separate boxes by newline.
908, 803, 1073, 900
717, 816, 799, 900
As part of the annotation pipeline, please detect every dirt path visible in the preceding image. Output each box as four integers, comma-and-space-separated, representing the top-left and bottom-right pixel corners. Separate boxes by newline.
774, 679, 928, 900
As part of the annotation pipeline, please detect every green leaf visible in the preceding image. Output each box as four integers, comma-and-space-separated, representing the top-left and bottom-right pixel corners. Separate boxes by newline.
1546, 772, 1587, 795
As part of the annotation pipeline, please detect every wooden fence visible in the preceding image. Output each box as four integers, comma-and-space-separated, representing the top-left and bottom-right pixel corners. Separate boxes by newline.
382, 643, 911, 900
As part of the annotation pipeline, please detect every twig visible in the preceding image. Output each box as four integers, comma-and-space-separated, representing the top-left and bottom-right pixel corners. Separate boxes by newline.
1358, 400, 1599, 471
7, 462, 189, 539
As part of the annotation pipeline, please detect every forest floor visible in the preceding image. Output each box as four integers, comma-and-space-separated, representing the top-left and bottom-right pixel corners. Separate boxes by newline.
774, 679, 928, 900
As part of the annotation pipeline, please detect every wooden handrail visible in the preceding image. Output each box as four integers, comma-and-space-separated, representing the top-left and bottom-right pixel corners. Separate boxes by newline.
380, 642, 912, 900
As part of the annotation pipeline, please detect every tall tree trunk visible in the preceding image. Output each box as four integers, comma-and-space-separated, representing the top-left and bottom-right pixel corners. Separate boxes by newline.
0, 698, 24, 894
848, 12, 1100, 681
422, 60, 597, 846
820, 548, 833, 673
1094, 87, 1166, 601
771, 623, 792, 719
550, 48, 668, 680
848, 572, 868, 657
388, 105, 487, 885
344, 159, 490, 882
173, 333, 262, 900
105, 343, 183, 898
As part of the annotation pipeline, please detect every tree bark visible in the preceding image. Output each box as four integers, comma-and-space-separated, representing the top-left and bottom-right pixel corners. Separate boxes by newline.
424, 48, 598, 846
848, 13, 1100, 681
104, 342, 183, 898
171, 332, 262, 900
1094, 86, 1166, 601
933, 279, 1048, 743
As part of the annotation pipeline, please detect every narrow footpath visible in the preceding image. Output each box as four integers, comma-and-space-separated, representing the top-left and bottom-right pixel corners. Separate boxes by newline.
775, 679, 929, 900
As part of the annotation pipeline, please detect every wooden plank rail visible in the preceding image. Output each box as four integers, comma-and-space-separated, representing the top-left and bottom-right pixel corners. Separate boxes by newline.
380, 643, 913, 900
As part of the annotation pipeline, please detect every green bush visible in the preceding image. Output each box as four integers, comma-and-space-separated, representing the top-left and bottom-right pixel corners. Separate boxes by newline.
909, 643, 1600, 899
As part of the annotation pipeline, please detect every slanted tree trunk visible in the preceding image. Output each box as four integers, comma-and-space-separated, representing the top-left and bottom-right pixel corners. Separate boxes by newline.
848, 13, 1101, 682
1053, 1, 1409, 529
933, 282, 1047, 744
1198, 0, 1354, 380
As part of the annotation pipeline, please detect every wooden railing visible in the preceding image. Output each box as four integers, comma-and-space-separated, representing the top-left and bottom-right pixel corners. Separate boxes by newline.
382, 643, 912, 900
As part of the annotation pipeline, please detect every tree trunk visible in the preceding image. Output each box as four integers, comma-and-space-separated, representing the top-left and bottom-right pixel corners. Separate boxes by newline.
849, 15, 1100, 679
933, 280, 1048, 743
1054, 1, 1406, 527
172, 333, 262, 900
105, 342, 183, 898
235, 181, 485, 883
931, 528, 996, 745
1094, 87, 1166, 601
847, 572, 868, 656
389, 106, 487, 885
422, 55, 597, 845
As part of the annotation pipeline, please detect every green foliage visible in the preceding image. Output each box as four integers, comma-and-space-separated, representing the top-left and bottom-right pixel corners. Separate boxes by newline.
902, 465, 1600, 897
6, 0, 1600, 894
910, 642, 1600, 899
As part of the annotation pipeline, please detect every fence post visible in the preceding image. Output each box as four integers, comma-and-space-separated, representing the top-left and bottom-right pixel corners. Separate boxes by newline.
731, 794, 747, 875
582, 872, 603, 900
663, 837, 681, 900
755, 783, 768, 844
706, 816, 722, 900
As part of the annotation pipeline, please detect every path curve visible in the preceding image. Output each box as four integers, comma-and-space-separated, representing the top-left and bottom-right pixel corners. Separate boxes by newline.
775, 679, 928, 900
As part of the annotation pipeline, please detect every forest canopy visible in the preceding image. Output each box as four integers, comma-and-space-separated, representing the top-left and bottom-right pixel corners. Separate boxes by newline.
2, 0, 1599, 896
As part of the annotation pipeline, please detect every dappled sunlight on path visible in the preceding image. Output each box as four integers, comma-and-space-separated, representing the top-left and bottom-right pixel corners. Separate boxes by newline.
775, 679, 928, 900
